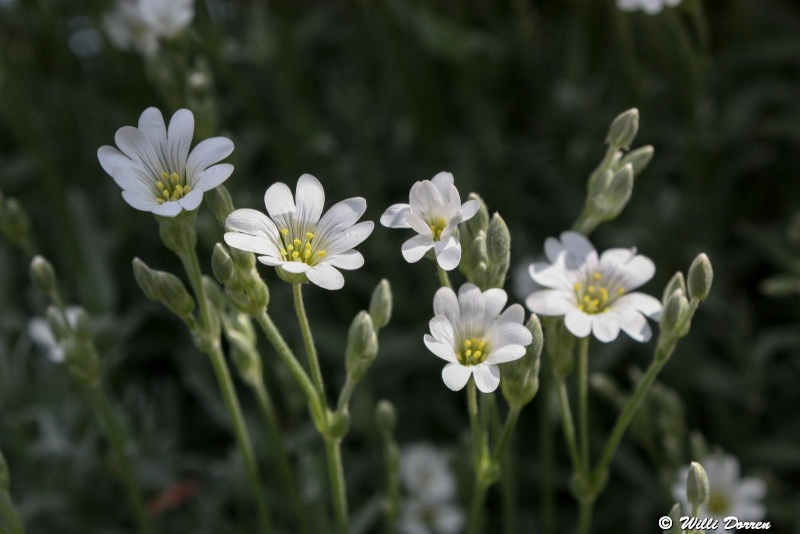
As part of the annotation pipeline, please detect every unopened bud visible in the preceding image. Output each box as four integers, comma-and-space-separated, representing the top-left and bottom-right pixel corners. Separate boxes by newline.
327, 409, 351, 440
205, 185, 235, 223
345, 311, 378, 382
606, 108, 639, 149
501, 315, 543, 408
0, 449, 9, 490
687, 253, 713, 301
132, 258, 161, 301
667, 503, 682, 533
662, 272, 686, 303
229, 246, 256, 270
375, 400, 397, 438
369, 279, 392, 330
212, 243, 235, 284
470, 233, 489, 266
486, 214, 510, 265
661, 289, 688, 332
203, 275, 226, 310
157, 272, 196, 319
618, 145, 654, 175
2, 198, 31, 243
30, 256, 57, 296
46, 305, 70, 342
686, 462, 710, 507
465, 193, 489, 237
594, 164, 633, 221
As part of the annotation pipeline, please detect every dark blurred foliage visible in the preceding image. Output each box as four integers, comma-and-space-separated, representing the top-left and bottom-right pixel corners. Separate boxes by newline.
1, 0, 800, 532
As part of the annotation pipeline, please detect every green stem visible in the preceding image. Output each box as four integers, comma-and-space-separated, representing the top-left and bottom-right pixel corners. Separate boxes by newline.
467, 378, 482, 466
89, 386, 152, 534
437, 265, 452, 288
324, 438, 349, 534
556, 380, 582, 474
577, 337, 590, 474
577, 499, 594, 534
466, 378, 486, 534
540, 372, 556, 534
381, 441, 400, 534
292, 283, 326, 398
336, 376, 357, 413
253, 381, 307, 534
467, 478, 489, 534
492, 406, 521, 464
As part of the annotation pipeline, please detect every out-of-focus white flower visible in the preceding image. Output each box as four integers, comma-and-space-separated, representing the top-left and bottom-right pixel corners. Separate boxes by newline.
398, 443, 464, 534
617, 0, 682, 15
525, 231, 661, 343
102, 0, 193, 55
381, 172, 479, 271
672, 454, 767, 533
224, 174, 374, 290
98, 107, 234, 217
425, 284, 532, 393
27, 307, 81, 363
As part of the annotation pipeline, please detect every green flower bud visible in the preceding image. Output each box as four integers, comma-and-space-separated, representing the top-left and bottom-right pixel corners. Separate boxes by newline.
666, 503, 682, 533
345, 311, 378, 382
30, 256, 57, 296
470, 233, 489, 266
212, 243, 235, 284
74, 307, 93, 342
64, 338, 100, 387
618, 145, 654, 175
229, 246, 256, 270
369, 279, 392, 330
132, 258, 162, 301
594, 164, 633, 221
1, 198, 31, 244
588, 168, 614, 197
606, 108, 639, 149
465, 193, 489, 237
661, 289, 688, 333
46, 305, 70, 342
327, 409, 351, 441
157, 272, 196, 319
205, 185, 235, 224
501, 315, 543, 408
662, 272, 687, 303
687, 253, 713, 301
228, 329, 262, 388
375, 400, 397, 438
686, 461, 710, 507
203, 275, 227, 311
486, 213, 511, 265
0, 448, 9, 490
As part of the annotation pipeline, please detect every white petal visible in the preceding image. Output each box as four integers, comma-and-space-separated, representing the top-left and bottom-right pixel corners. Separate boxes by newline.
529, 262, 572, 290
404, 212, 433, 236
600, 247, 636, 268
324, 221, 374, 256
525, 289, 574, 316
737, 478, 767, 501
305, 264, 344, 290
112, 166, 156, 197
224, 233, 275, 256
438, 213, 462, 243
447, 185, 461, 217
482, 288, 508, 323
401, 235, 434, 263
434, 236, 461, 271
459, 200, 480, 221
115, 125, 161, 174
485, 345, 525, 364
424, 334, 457, 363
617, 308, 653, 342
226, 208, 280, 241
295, 174, 325, 225
317, 197, 367, 236
263, 182, 296, 224
281, 261, 311, 274
167, 108, 194, 171
430, 172, 454, 200
591, 312, 621, 343
560, 231, 596, 263
620, 255, 656, 290
121, 190, 159, 212
192, 163, 233, 191
186, 136, 234, 177
615, 292, 662, 317
380, 203, 412, 228
544, 236, 567, 264
496, 304, 525, 325
441, 363, 472, 391
178, 189, 203, 211
258, 256, 284, 267
487, 322, 533, 347
326, 250, 364, 270
97, 145, 133, 177
152, 200, 183, 217
428, 316, 455, 346
28, 318, 56, 348
473, 364, 501, 393
458, 283, 485, 326
433, 286, 460, 325
137, 107, 167, 147
564, 310, 593, 338
409, 180, 443, 214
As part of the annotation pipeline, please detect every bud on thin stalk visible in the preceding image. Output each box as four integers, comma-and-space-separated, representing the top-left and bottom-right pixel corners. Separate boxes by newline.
686, 462, 710, 507
606, 108, 639, 150
465, 193, 489, 237
369, 279, 393, 329
74, 308, 93, 342
687, 253, 713, 301
132, 258, 162, 301
618, 145, 654, 175
0, 448, 9, 490
662, 272, 687, 303
30, 255, 57, 296
661, 288, 688, 332
47, 305, 71, 341
157, 272, 196, 319
486, 213, 511, 264
375, 400, 397, 438
345, 311, 378, 382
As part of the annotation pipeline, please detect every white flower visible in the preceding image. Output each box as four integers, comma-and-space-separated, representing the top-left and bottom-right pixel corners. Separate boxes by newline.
27, 307, 81, 363
98, 107, 234, 217
381, 172, 479, 271
525, 231, 662, 343
103, 0, 193, 55
223, 174, 374, 291
425, 284, 532, 393
617, 0, 681, 15
672, 454, 767, 533
399, 499, 465, 534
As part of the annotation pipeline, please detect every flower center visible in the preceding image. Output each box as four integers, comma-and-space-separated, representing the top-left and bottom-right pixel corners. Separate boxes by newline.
573, 271, 625, 314
155, 171, 192, 204
428, 218, 447, 242
277, 228, 327, 265
456, 337, 489, 366
707, 492, 730, 515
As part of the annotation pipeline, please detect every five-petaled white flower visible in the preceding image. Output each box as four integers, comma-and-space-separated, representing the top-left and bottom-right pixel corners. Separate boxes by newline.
425, 284, 532, 393
27, 306, 81, 363
223, 174, 374, 291
381, 172, 479, 271
525, 231, 661, 343
98, 107, 234, 217
103, 0, 194, 55
617, 0, 681, 15
672, 454, 767, 533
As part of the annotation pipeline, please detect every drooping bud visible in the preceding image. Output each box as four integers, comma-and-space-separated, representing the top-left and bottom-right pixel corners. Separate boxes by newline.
46, 305, 70, 342
375, 400, 397, 439
687, 253, 713, 301
212, 243, 235, 284
606, 108, 639, 149
205, 185, 235, 223
661, 288, 688, 332
501, 315, 543, 408
345, 311, 379, 382
686, 462, 710, 508
132, 258, 162, 301
662, 272, 686, 303
369, 279, 392, 330
618, 145, 654, 175
157, 272, 196, 319
30, 256, 57, 296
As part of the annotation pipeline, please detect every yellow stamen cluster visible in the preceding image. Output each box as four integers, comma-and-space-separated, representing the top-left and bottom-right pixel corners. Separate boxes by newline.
155, 171, 192, 204
706, 492, 730, 515
456, 337, 489, 366
278, 228, 326, 265
573, 272, 625, 314
428, 217, 447, 241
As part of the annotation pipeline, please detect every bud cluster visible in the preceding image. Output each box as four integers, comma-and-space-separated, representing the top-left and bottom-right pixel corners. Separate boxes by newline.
224, 312, 263, 388
458, 194, 511, 290
212, 243, 270, 316
660, 254, 713, 340
133, 257, 197, 321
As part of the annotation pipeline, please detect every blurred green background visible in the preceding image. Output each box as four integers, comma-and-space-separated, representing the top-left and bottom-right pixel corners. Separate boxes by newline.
1, 0, 799, 532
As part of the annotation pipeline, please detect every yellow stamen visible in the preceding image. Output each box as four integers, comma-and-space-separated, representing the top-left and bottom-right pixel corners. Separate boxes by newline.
157, 198, 165, 204
156, 181, 165, 191
171, 190, 181, 201
281, 228, 289, 236
599, 288, 609, 302
292, 251, 300, 259
175, 184, 183, 194
617, 287, 625, 295
304, 250, 311, 259
465, 350, 472, 357
473, 350, 482, 359
287, 244, 294, 252
463, 340, 472, 349
317, 250, 327, 257
280, 248, 287, 256
306, 232, 314, 239
305, 243, 311, 250
162, 189, 170, 199
183, 185, 191, 193
588, 285, 596, 294
170, 172, 180, 183
293, 239, 301, 247
161, 172, 169, 180
574, 282, 582, 291
593, 272, 602, 280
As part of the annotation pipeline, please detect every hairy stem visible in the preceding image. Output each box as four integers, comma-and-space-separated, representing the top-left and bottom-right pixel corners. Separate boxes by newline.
292, 283, 326, 398
325, 439, 349, 534
577, 337, 590, 474
437, 265, 453, 289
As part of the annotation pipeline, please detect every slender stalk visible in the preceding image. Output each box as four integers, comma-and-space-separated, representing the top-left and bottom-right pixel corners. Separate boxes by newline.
336, 377, 357, 413
555, 380, 582, 474
466, 378, 486, 534
437, 265, 452, 288
253, 381, 307, 534
500, 444, 516, 534
292, 283, 326, 397
577, 337, 590, 473
577, 500, 594, 534
467, 378, 482, 466
381, 440, 400, 534
89, 386, 152, 534
324, 439, 349, 534
468, 479, 489, 534
492, 406, 521, 464
540, 373, 556, 534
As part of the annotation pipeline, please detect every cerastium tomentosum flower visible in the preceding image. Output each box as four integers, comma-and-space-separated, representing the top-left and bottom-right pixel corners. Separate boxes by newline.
425, 283, 532, 393
381, 172, 479, 272
525, 231, 662, 343
103, 0, 194, 55
98, 107, 233, 217
224, 174, 374, 290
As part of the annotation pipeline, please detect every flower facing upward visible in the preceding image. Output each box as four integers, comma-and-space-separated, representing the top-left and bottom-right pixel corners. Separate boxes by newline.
98, 107, 234, 217
525, 231, 662, 343
672, 454, 767, 533
424, 284, 532, 393
224, 174, 374, 290
381, 172, 479, 271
